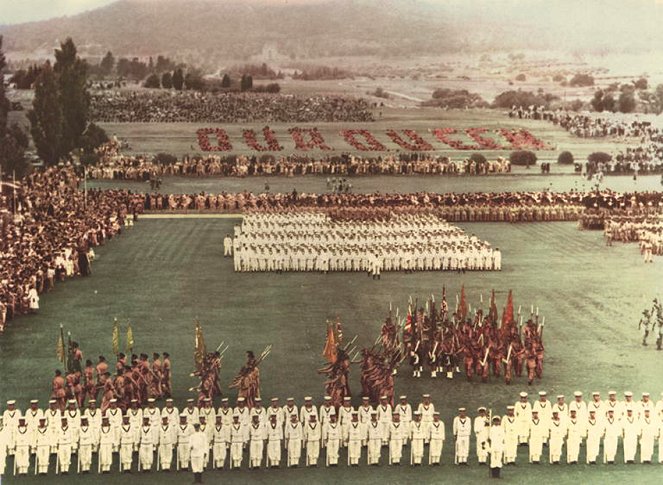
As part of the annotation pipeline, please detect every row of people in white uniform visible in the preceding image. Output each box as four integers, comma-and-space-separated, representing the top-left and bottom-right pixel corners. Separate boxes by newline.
233, 213, 499, 273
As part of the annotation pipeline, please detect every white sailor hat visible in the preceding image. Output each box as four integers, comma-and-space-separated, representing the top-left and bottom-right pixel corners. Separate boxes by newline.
380, 395, 388, 400
532, 409, 539, 413
49, 399, 56, 404
166, 398, 173, 403
371, 411, 378, 416
110, 398, 117, 403
237, 397, 246, 402
608, 390, 616, 395
324, 396, 331, 401
413, 411, 421, 415
304, 396, 312, 401
573, 391, 582, 397
642, 392, 649, 397
506, 405, 515, 410
422, 394, 431, 398
221, 398, 229, 403
589, 409, 596, 413
433, 412, 440, 416
88, 399, 96, 403
626, 408, 633, 412
519, 392, 528, 398
203, 398, 211, 402
624, 391, 633, 397
362, 396, 369, 401
556, 395, 564, 400
286, 397, 295, 401
6, 400, 15, 405
591, 391, 600, 396
269, 397, 278, 402
343, 397, 351, 402
131, 399, 138, 403
477, 406, 486, 412
68, 399, 76, 404
255, 397, 262, 402
538, 391, 547, 396
187, 398, 195, 403
399, 395, 407, 400
147, 398, 156, 403
30, 399, 39, 404
458, 407, 466, 412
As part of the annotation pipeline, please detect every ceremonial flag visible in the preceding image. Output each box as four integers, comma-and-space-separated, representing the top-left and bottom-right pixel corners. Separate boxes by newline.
194, 321, 206, 372
56, 325, 66, 366
322, 320, 338, 363
458, 285, 468, 321
126, 322, 134, 354
501, 290, 515, 335
489, 289, 499, 324
112, 318, 120, 355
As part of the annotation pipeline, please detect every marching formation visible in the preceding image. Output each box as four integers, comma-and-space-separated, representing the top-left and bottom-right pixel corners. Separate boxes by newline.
638, 298, 663, 349
2, 389, 663, 479
604, 216, 663, 262
233, 212, 500, 275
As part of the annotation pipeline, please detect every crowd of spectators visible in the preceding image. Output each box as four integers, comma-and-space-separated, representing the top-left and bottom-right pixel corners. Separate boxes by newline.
508, 106, 659, 139
87, 152, 512, 180
0, 168, 138, 331
89, 91, 375, 123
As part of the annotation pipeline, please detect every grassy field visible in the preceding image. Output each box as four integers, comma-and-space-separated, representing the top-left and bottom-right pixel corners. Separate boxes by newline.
1, 217, 661, 484
87, 171, 663, 196
98, 108, 627, 159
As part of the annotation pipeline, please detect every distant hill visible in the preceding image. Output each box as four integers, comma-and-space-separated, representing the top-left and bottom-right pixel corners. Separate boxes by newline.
1, 0, 662, 62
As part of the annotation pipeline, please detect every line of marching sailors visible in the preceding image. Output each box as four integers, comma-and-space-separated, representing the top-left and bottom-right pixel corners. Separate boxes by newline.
233, 212, 500, 274
3, 390, 663, 477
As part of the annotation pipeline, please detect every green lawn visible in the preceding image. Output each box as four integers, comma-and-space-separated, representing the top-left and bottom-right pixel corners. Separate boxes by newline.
1, 218, 661, 484
98, 108, 627, 159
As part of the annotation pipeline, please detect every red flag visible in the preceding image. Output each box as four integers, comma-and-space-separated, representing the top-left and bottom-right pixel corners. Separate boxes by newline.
322, 321, 338, 363
458, 285, 468, 321
501, 290, 515, 334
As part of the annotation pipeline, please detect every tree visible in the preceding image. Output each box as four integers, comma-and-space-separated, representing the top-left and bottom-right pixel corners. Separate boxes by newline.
618, 91, 636, 113
80, 122, 109, 156
143, 73, 161, 88
587, 152, 612, 164
569, 73, 594, 87
184, 70, 205, 91
161, 71, 173, 89
633, 77, 648, 90
590, 89, 615, 112
28, 62, 64, 165
509, 150, 537, 167
515, 73, 526, 81
54, 38, 89, 156
221, 74, 231, 88
100, 51, 115, 76
172, 68, 184, 90
557, 151, 574, 164
1, 36, 30, 176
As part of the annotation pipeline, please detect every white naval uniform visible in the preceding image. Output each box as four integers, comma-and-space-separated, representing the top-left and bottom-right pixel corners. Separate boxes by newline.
249, 422, 265, 468
347, 422, 363, 465
453, 416, 472, 464
285, 422, 302, 467
158, 424, 175, 470
98, 425, 115, 472
388, 421, 405, 464
585, 417, 604, 464
323, 422, 341, 466
266, 422, 283, 467
304, 422, 322, 466
410, 421, 426, 465
474, 415, 490, 463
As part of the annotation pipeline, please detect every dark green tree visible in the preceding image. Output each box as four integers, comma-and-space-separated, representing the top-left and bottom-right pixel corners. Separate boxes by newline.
143, 73, 161, 88
221, 74, 231, 88
100, 51, 115, 76
1, 36, 30, 175
54, 38, 89, 156
618, 91, 636, 113
28, 62, 64, 165
172, 68, 184, 90
161, 71, 173, 89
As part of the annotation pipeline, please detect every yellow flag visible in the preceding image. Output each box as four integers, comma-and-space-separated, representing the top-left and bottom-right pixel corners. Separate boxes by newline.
126, 323, 134, 353
112, 318, 120, 355
194, 322, 206, 372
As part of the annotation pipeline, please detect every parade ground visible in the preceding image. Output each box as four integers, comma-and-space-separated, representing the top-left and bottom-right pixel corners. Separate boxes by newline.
1, 174, 661, 483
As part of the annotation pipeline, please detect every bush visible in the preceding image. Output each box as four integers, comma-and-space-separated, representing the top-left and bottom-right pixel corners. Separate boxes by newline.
509, 150, 537, 166
492, 89, 558, 109
515, 73, 526, 81
424, 88, 488, 109
587, 152, 612, 164
153, 152, 177, 165
569, 73, 594, 87
143, 73, 160, 89
469, 153, 487, 164
618, 91, 636, 113
373, 87, 389, 99
161, 72, 173, 89
633, 77, 648, 90
557, 151, 574, 164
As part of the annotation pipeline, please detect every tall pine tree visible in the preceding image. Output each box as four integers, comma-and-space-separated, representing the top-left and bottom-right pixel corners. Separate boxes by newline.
54, 38, 89, 156
28, 62, 63, 165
